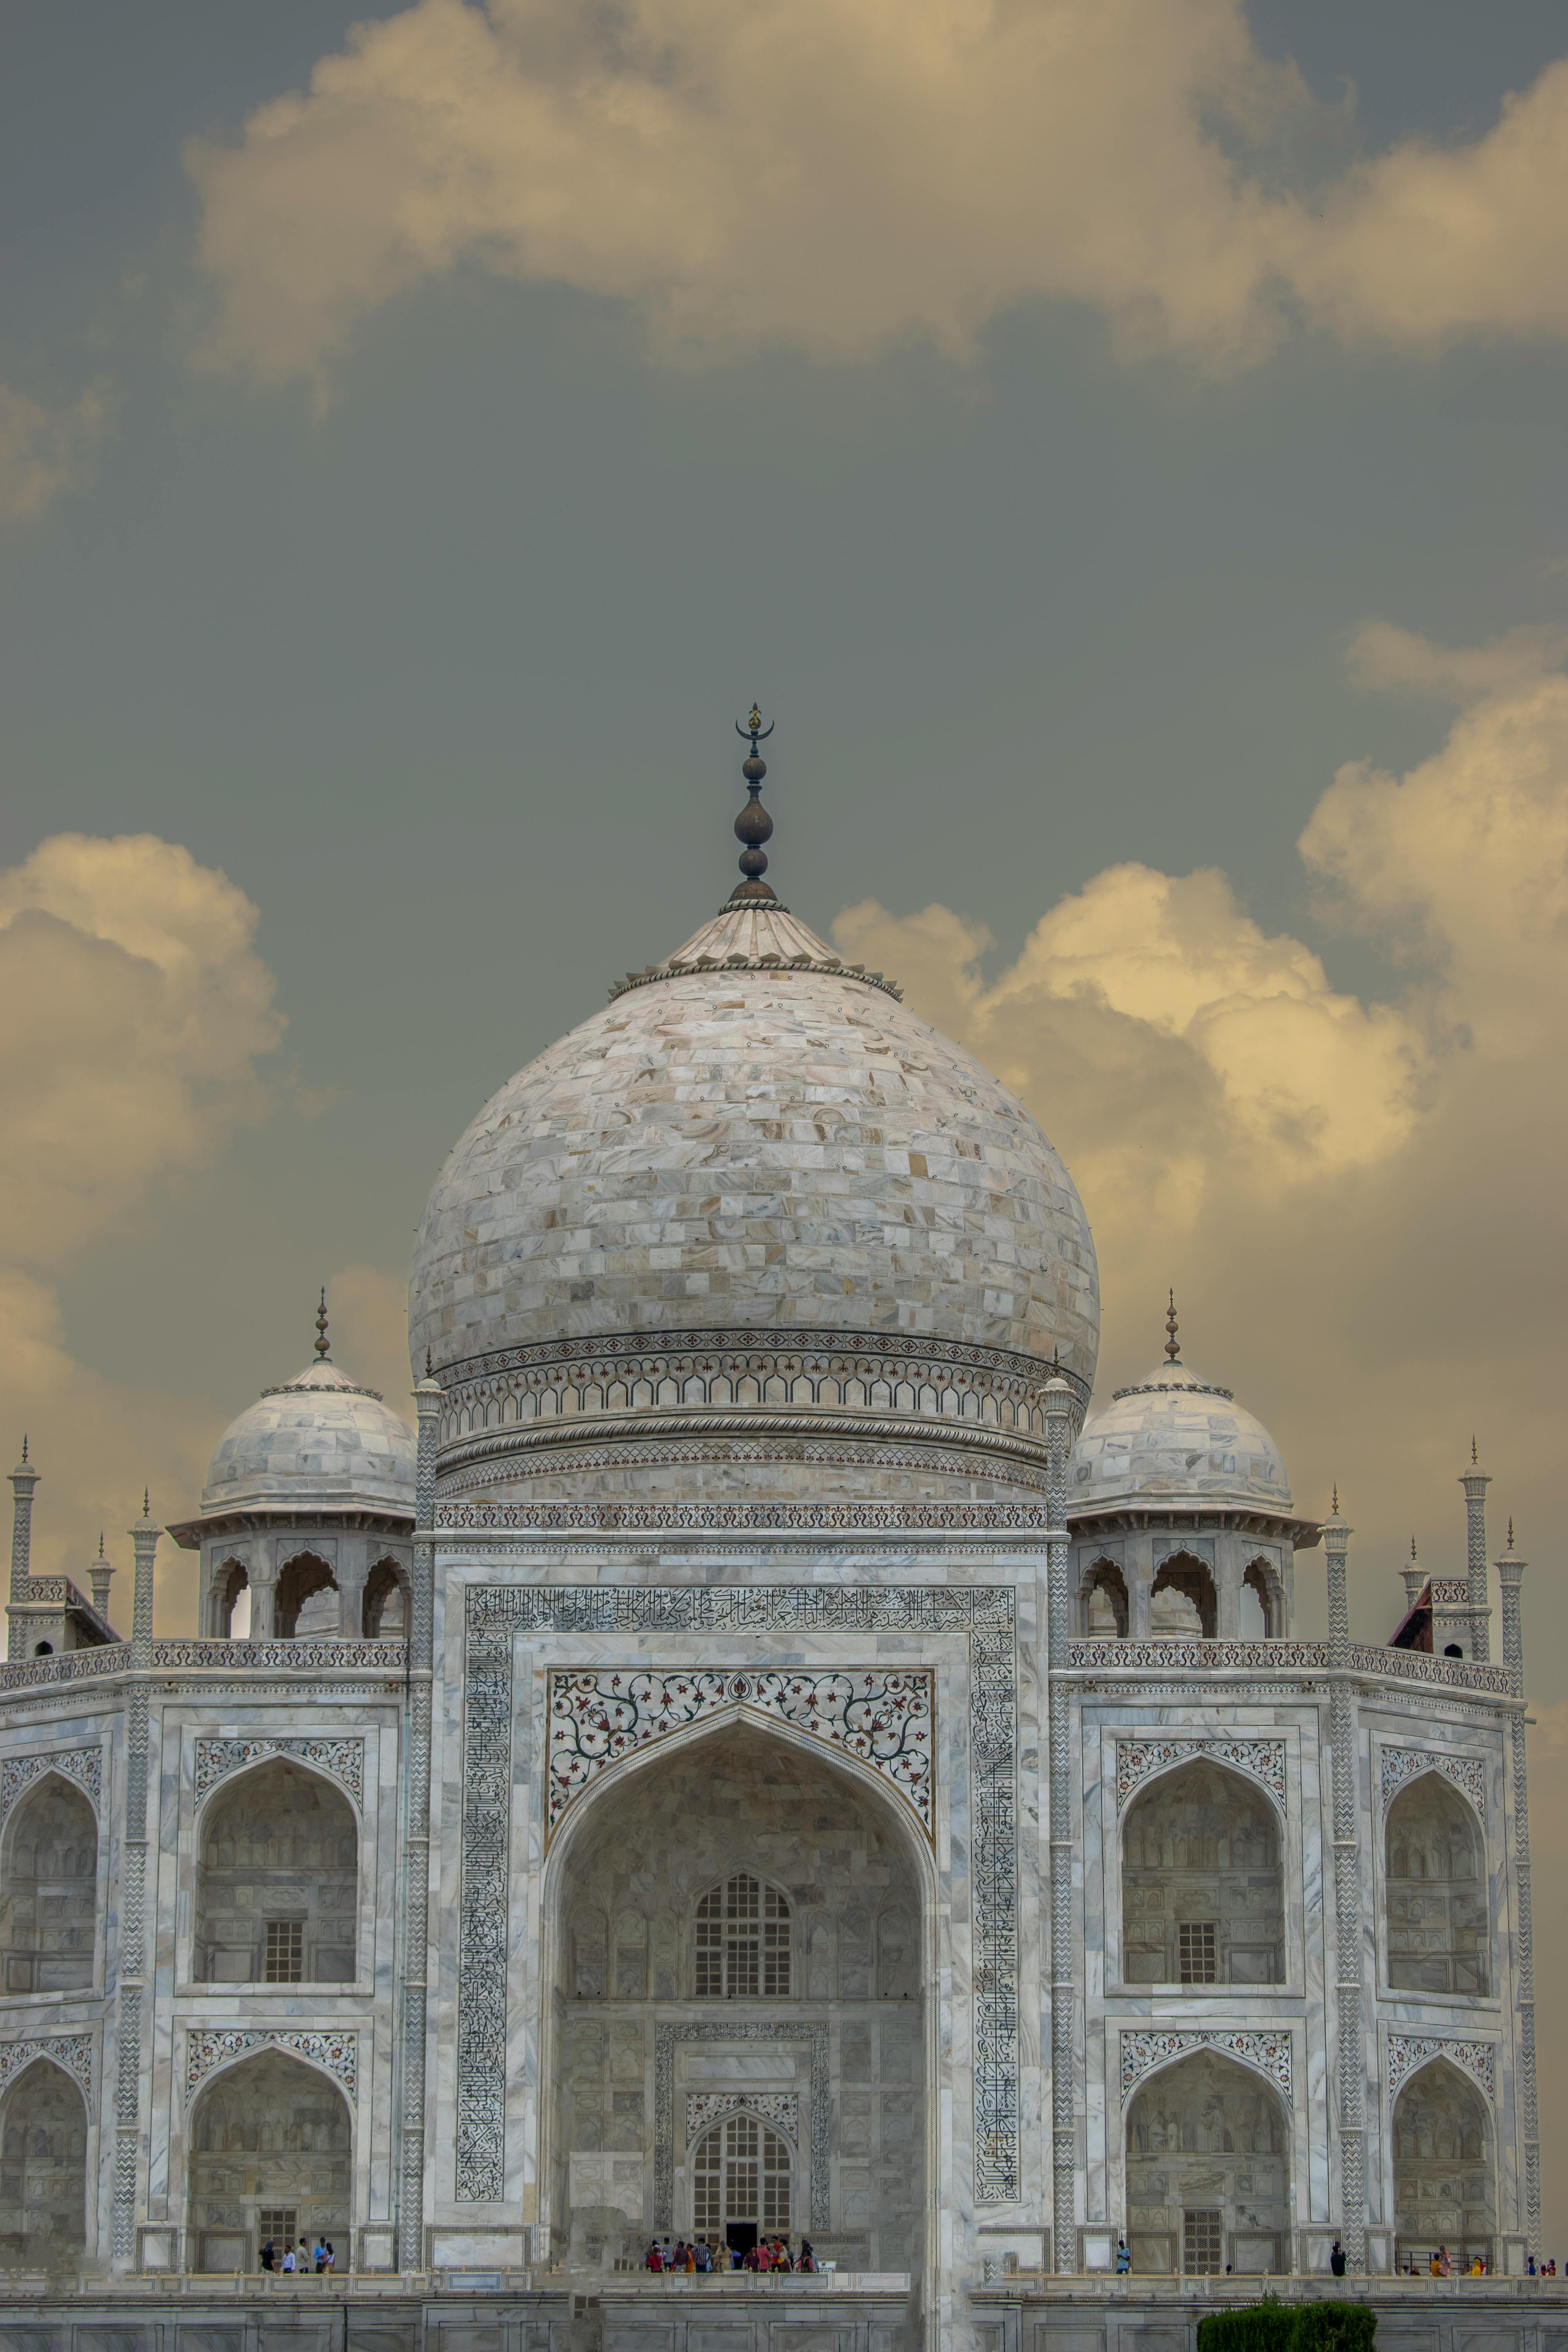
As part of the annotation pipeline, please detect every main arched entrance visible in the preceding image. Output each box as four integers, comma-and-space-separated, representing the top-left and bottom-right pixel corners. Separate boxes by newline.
1392, 2057, 1494, 2269
546, 1718, 927, 2275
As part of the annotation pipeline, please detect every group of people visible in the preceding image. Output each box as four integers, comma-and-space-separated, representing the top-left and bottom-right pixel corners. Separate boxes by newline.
644, 2236, 817, 2273
259, 2236, 336, 2273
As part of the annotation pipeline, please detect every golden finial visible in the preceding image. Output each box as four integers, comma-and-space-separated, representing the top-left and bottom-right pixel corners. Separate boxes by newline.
1164, 1289, 1180, 1363
1471, 1435, 1478, 1465
315, 1287, 330, 1361
728, 708, 778, 904
425, 1347, 433, 1377
1508, 1515, 1515, 1550
1331, 1483, 1339, 1515
142, 1486, 150, 1517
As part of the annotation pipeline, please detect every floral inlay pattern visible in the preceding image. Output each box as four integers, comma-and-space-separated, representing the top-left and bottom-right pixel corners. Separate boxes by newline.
1379, 1746, 1486, 1821
193, 1735, 364, 1808
1115, 1737, 1286, 1813
184, 2028, 357, 2101
546, 1668, 934, 1840
1387, 2035, 1495, 2103
1120, 2029, 1293, 2101
685, 2092, 799, 2146
0, 2033, 94, 2114
0, 1747, 101, 1825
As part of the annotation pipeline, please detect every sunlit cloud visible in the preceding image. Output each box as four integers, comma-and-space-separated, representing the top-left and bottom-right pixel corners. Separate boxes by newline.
0, 382, 107, 527
186, 0, 1568, 388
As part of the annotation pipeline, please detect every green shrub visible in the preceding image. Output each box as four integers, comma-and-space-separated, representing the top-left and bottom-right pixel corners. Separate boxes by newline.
1196, 2299, 1376, 2352
1289, 2303, 1376, 2352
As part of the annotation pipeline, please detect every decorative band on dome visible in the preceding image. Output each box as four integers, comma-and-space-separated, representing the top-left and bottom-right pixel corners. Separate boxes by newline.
611, 950, 901, 1003
1110, 1376, 1234, 1402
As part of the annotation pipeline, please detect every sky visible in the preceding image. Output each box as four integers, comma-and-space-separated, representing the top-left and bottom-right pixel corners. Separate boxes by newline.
2, 0, 1568, 2251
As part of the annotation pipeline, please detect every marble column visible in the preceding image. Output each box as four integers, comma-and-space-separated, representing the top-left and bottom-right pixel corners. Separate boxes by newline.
7, 1442, 38, 1661
1043, 1375, 1076, 2272
398, 1373, 441, 2269
1462, 1445, 1491, 1663
1323, 1499, 1365, 2271
1496, 1526, 1538, 2256
113, 1496, 158, 2264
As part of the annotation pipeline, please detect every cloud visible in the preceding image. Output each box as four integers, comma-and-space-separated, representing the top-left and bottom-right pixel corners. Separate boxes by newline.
0, 382, 107, 526
185, 0, 1568, 387
833, 619, 1568, 1626
1347, 619, 1568, 704
0, 836, 283, 1622
328, 1261, 417, 1410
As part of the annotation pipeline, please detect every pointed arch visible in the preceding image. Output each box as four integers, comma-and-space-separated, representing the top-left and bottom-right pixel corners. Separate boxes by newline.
1241, 1557, 1285, 1639
692, 2108, 794, 2242
0, 1773, 97, 1994
361, 1557, 408, 1639
1124, 2046, 1290, 2274
211, 1558, 249, 1638
187, 2047, 351, 2273
1385, 1771, 1488, 1996
0, 2056, 87, 2268
272, 1550, 337, 1639
1150, 1551, 1217, 1638
194, 1757, 357, 1985
1079, 1557, 1129, 1637
1122, 1757, 1284, 1986
1392, 2055, 1494, 2265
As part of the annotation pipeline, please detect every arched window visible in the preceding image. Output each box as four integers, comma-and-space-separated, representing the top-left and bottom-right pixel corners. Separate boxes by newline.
694, 1873, 791, 1998
0, 1777, 97, 1993
195, 1760, 357, 1984
1392, 2058, 1494, 2267
1386, 1774, 1487, 1994
1081, 1560, 1129, 1637
361, 1560, 407, 1638
693, 2113, 791, 2241
273, 1552, 338, 1639
1150, 1553, 1217, 1638
0, 2060, 87, 2268
1122, 1760, 1283, 1986
189, 2049, 350, 2273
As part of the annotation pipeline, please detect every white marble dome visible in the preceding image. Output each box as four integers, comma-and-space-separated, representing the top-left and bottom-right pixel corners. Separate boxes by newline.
202, 1357, 416, 1517
1069, 1356, 1291, 1516
408, 901, 1099, 1388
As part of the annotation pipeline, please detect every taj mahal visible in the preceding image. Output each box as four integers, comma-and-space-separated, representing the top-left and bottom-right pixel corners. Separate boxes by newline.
0, 720, 1543, 2350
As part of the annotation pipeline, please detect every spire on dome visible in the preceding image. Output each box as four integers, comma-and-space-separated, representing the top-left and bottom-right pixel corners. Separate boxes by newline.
1164, 1289, 1180, 1363
315, 1287, 331, 1361
727, 705, 778, 907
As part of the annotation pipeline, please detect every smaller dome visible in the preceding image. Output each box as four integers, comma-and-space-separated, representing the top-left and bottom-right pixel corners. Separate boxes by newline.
1069, 1358, 1290, 1517
202, 1358, 415, 1517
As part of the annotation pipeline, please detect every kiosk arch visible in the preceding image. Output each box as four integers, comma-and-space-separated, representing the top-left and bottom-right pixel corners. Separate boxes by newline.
187, 2045, 352, 2273
1124, 2046, 1292, 2274
0, 2056, 88, 2268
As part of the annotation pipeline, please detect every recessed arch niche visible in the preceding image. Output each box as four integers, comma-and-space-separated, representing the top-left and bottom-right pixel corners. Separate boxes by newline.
1385, 1773, 1487, 1995
194, 1759, 357, 1985
361, 1558, 408, 1638
1122, 1760, 1284, 1986
0, 1774, 97, 1993
1392, 2057, 1494, 2265
546, 1717, 926, 2274
211, 1559, 249, 1638
1080, 1559, 1129, 1637
0, 2059, 88, 2269
1125, 2049, 1290, 2274
187, 2048, 351, 2273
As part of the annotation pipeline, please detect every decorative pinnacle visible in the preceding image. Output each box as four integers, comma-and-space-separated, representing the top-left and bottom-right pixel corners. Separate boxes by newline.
1331, 1483, 1339, 1515
1472, 1435, 1478, 1465
1164, 1289, 1180, 1363
425, 1347, 433, 1377
728, 707, 778, 904
142, 1487, 149, 1517
1508, 1515, 1515, 1550
20, 1436, 26, 1465
315, 1287, 331, 1361
1410, 1535, 1418, 1559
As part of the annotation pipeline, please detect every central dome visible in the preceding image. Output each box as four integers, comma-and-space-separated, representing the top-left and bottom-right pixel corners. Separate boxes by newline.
410, 870, 1098, 1508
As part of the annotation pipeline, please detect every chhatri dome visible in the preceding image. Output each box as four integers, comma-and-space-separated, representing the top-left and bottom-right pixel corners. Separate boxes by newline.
409, 713, 1099, 1508
1069, 1292, 1291, 1519
200, 1291, 416, 1518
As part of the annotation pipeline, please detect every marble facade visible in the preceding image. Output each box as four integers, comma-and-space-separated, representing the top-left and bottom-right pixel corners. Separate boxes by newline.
0, 813, 1542, 2347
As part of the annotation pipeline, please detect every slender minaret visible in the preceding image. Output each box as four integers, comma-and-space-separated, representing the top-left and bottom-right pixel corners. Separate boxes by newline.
111, 1491, 159, 2262
1400, 1537, 1425, 1617
89, 1534, 114, 1624
1461, 1438, 1491, 1662
9, 1438, 37, 1603
399, 1355, 442, 2267
1496, 1519, 1539, 2258
1323, 1490, 1366, 2270
1043, 1369, 1077, 2271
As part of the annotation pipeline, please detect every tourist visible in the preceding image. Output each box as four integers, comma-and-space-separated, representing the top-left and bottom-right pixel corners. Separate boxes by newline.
671, 2240, 687, 2272
324, 2243, 336, 2272
694, 2239, 713, 2272
644, 2240, 663, 2271
1115, 2240, 1131, 2276
1530, 2257, 1538, 2277
1470, 2254, 1485, 2277
281, 2245, 296, 2274
1330, 2241, 1346, 2277
1438, 2247, 1452, 2277
260, 2239, 275, 2272
314, 2239, 327, 2272
799, 2239, 817, 2273
742, 2242, 761, 2272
